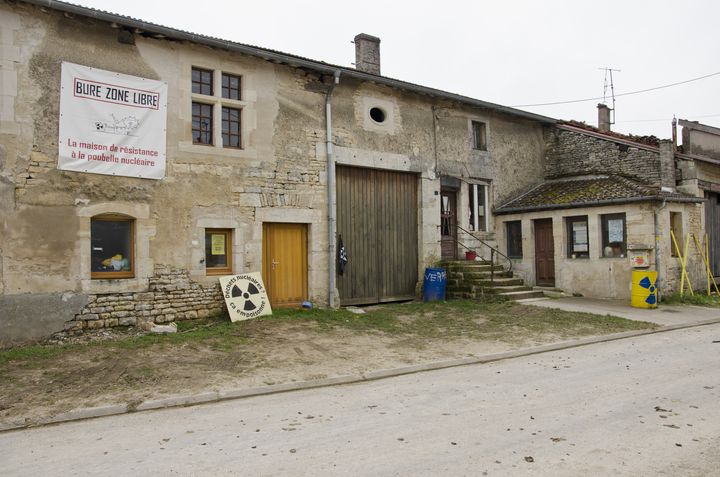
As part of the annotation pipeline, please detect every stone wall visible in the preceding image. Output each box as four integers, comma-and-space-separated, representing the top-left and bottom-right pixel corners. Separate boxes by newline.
67, 265, 224, 332
545, 128, 663, 184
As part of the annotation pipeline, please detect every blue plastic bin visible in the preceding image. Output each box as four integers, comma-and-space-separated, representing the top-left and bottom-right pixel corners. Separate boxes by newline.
423, 267, 447, 302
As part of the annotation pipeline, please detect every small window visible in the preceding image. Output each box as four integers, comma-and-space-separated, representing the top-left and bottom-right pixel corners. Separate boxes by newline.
472, 121, 487, 151
222, 73, 241, 100
205, 229, 232, 275
222, 107, 241, 148
91, 216, 135, 279
601, 213, 626, 258
566, 216, 589, 258
468, 183, 487, 232
369, 107, 386, 123
192, 68, 213, 95
192, 102, 213, 145
670, 212, 683, 257
506, 221, 522, 258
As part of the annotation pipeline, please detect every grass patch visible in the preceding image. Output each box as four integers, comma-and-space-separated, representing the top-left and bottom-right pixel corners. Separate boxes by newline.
0, 301, 655, 373
0, 343, 74, 366
661, 292, 720, 307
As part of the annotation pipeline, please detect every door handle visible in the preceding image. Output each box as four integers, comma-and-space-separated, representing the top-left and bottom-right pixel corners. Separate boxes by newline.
271, 259, 279, 270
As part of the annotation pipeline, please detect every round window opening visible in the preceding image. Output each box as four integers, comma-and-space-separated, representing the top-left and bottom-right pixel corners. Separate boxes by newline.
369, 107, 386, 123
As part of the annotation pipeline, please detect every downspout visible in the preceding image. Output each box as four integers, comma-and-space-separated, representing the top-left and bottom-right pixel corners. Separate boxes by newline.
654, 199, 667, 301
326, 70, 341, 308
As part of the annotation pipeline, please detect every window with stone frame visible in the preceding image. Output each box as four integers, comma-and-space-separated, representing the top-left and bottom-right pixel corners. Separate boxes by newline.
471, 120, 487, 151
191, 67, 244, 149
601, 213, 626, 258
506, 221, 522, 258
91, 215, 135, 279
205, 229, 233, 275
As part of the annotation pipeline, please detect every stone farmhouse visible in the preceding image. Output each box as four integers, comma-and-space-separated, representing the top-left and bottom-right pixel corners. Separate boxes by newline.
2, 0, 719, 345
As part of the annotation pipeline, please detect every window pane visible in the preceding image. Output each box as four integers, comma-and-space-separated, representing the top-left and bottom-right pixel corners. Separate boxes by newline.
222, 106, 241, 148
205, 229, 232, 274
602, 214, 626, 258
192, 102, 213, 145
192, 68, 213, 95
566, 216, 589, 258
222, 73, 241, 100
469, 184, 486, 232
91, 219, 133, 275
472, 121, 487, 151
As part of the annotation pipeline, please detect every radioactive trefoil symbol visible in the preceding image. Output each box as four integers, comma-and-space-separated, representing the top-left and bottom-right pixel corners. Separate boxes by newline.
639, 276, 657, 305
231, 282, 262, 311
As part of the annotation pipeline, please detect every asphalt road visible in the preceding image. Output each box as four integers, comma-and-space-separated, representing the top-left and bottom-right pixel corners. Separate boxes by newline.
3, 324, 720, 476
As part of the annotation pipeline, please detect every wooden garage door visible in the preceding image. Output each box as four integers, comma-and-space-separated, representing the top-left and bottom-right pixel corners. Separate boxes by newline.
337, 166, 418, 305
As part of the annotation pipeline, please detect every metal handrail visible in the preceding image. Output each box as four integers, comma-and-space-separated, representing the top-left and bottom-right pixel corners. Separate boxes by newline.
455, 224, 514, 274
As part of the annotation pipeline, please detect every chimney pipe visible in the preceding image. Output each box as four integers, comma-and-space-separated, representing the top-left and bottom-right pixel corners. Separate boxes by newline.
354, 33, 381, 75
597, 103, 611, 132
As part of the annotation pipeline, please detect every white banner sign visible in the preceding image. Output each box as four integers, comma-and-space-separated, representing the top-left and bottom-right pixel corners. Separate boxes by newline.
58, 62, 167, 179
219, 273, 273, 322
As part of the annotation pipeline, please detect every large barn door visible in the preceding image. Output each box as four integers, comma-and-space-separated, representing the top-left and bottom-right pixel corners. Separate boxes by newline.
337, 166, 418, 305
705, 191, 720, 276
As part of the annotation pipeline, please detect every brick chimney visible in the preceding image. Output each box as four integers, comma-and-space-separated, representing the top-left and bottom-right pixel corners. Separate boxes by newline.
354, 33, 381, 75
597, 103, 611, 132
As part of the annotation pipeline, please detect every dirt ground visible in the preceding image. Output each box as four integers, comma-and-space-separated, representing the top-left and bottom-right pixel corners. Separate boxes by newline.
0, 301, 655, 427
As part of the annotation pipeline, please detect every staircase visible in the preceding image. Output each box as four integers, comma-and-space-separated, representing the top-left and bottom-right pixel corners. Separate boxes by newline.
443, 259, 545, 301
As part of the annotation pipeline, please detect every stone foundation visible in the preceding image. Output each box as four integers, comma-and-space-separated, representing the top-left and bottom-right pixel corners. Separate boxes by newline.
66, 265, 225, 331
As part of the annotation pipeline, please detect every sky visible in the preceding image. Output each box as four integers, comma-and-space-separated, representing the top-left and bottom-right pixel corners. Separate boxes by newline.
72, 0, 720, 139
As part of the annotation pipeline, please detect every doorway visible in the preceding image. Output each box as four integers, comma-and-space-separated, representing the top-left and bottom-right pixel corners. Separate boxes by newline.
336, 166, 419, 305
262, 223, 308, 307
534, 218, 555, 286
440, 189, 458, 260
705, 191, 720, 276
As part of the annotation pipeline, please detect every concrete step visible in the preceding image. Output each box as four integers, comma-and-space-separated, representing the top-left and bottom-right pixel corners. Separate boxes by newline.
497, 290, 546, 301
484, 285, 534, 294
460, 277, 524, 287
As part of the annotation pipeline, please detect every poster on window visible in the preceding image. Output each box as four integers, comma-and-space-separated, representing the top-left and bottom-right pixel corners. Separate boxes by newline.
608, 219, 624, 243
572, 222, 588, 252
58, 62, 168, 179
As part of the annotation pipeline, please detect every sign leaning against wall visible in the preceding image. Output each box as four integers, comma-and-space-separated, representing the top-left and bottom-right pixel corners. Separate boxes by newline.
58, 62, 168, 179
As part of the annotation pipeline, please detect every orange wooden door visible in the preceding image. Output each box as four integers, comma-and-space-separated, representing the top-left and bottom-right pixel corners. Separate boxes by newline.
262, 223, 308, 307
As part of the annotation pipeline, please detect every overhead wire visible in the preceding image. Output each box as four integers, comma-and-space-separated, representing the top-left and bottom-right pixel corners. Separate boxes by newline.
617, 113, 720, 124
511, 71, 720, 108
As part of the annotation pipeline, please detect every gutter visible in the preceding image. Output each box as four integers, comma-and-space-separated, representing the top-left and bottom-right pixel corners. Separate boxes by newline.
326, 70, 341, 308
494, 195, 704, 215
21, 0, 555, 125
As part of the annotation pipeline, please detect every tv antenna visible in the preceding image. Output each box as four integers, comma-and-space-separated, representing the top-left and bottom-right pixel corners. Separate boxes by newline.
599, 67, 621, 124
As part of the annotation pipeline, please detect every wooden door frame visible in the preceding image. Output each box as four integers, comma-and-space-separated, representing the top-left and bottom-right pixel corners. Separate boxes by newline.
262, 222, 308, 308
534, 218, 555, 287
440, 187, 458, 260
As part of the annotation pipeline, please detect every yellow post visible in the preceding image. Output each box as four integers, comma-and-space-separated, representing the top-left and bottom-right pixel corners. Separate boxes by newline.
671, 230, 694, 296
706, 234, 720, 294
692, 234, 711, 296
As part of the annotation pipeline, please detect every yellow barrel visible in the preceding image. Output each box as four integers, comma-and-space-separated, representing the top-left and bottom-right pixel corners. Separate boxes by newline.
631, 270, 658, 308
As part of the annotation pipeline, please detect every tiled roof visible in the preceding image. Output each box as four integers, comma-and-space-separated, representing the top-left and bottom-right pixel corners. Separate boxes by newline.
19, 0, 556, 125
494, 175, 702, 214
558, 120, 663, 146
